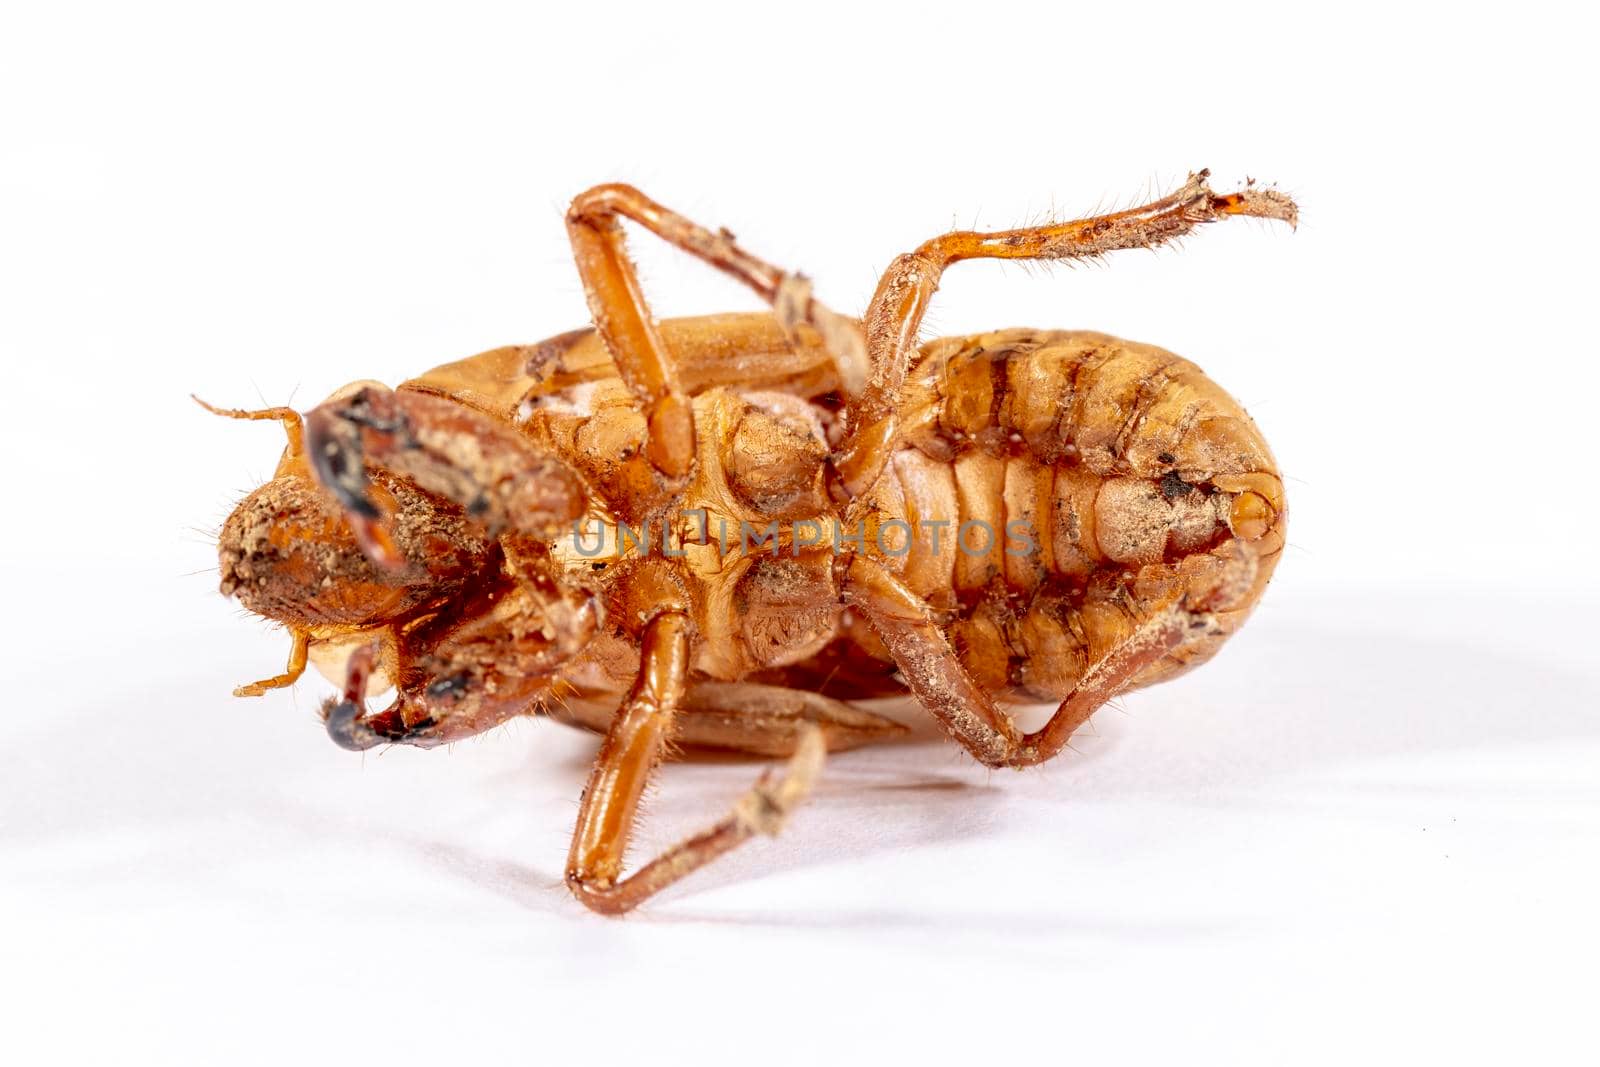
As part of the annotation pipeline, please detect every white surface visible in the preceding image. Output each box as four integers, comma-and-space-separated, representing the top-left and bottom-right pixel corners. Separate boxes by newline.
3, 2, 1596, 1064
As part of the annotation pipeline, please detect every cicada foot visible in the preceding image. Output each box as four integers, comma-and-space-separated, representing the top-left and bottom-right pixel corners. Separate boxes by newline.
318, 643, 425, 751
322, 697, 427, 752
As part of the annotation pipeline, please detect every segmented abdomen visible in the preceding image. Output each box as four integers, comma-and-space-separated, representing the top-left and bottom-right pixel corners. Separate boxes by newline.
867, 329, 1285, 700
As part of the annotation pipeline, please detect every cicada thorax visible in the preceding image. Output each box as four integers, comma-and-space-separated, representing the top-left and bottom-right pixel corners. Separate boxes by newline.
472, 323, 853, 688
531, 378, 848, 684
865, 329, 1287, 701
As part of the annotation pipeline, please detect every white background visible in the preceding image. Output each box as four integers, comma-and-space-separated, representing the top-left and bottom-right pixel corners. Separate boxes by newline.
3, 2, 1596, 1063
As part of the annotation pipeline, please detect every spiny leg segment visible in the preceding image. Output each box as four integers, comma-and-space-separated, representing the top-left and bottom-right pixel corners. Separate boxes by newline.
565, 183, 865, 483
546, 679, 907, 757
302, 385, 588, 568
565, 612, 826, 915
842, 542, 1260, 769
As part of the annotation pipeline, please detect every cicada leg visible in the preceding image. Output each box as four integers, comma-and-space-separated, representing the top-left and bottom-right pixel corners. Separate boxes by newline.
563, 612, 826, 915
321, 571, 599, 751
302, 384, 588, 568
548, 679, 908, 757
565, 183, 865, 484
841, 552, 1253, 769
835, 170, 1298, 497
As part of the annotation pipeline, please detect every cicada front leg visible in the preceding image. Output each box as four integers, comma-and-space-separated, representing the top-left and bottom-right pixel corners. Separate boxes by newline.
563, 612, 827, 915
303, 384, 588, 568
320, 642, 402, 749
321, 569, 599, 751
565, 184, 866, 486
835, 170, 1298, 497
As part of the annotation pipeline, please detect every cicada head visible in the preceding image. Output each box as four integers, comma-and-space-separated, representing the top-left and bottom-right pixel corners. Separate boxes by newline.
218, 468, 495, 629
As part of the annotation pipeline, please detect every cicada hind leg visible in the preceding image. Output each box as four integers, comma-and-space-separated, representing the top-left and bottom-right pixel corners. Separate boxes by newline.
835, 170, 1298, 500
840, 541, 1261, 769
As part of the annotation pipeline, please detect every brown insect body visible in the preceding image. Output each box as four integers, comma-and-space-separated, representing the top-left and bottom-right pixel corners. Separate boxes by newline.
874, 328, 1283, 700
209, 173, 1294, 912
400, 315, 1282, 709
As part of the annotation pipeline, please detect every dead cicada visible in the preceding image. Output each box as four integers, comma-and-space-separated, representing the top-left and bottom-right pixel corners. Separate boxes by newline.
205, 171, 1294, 913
